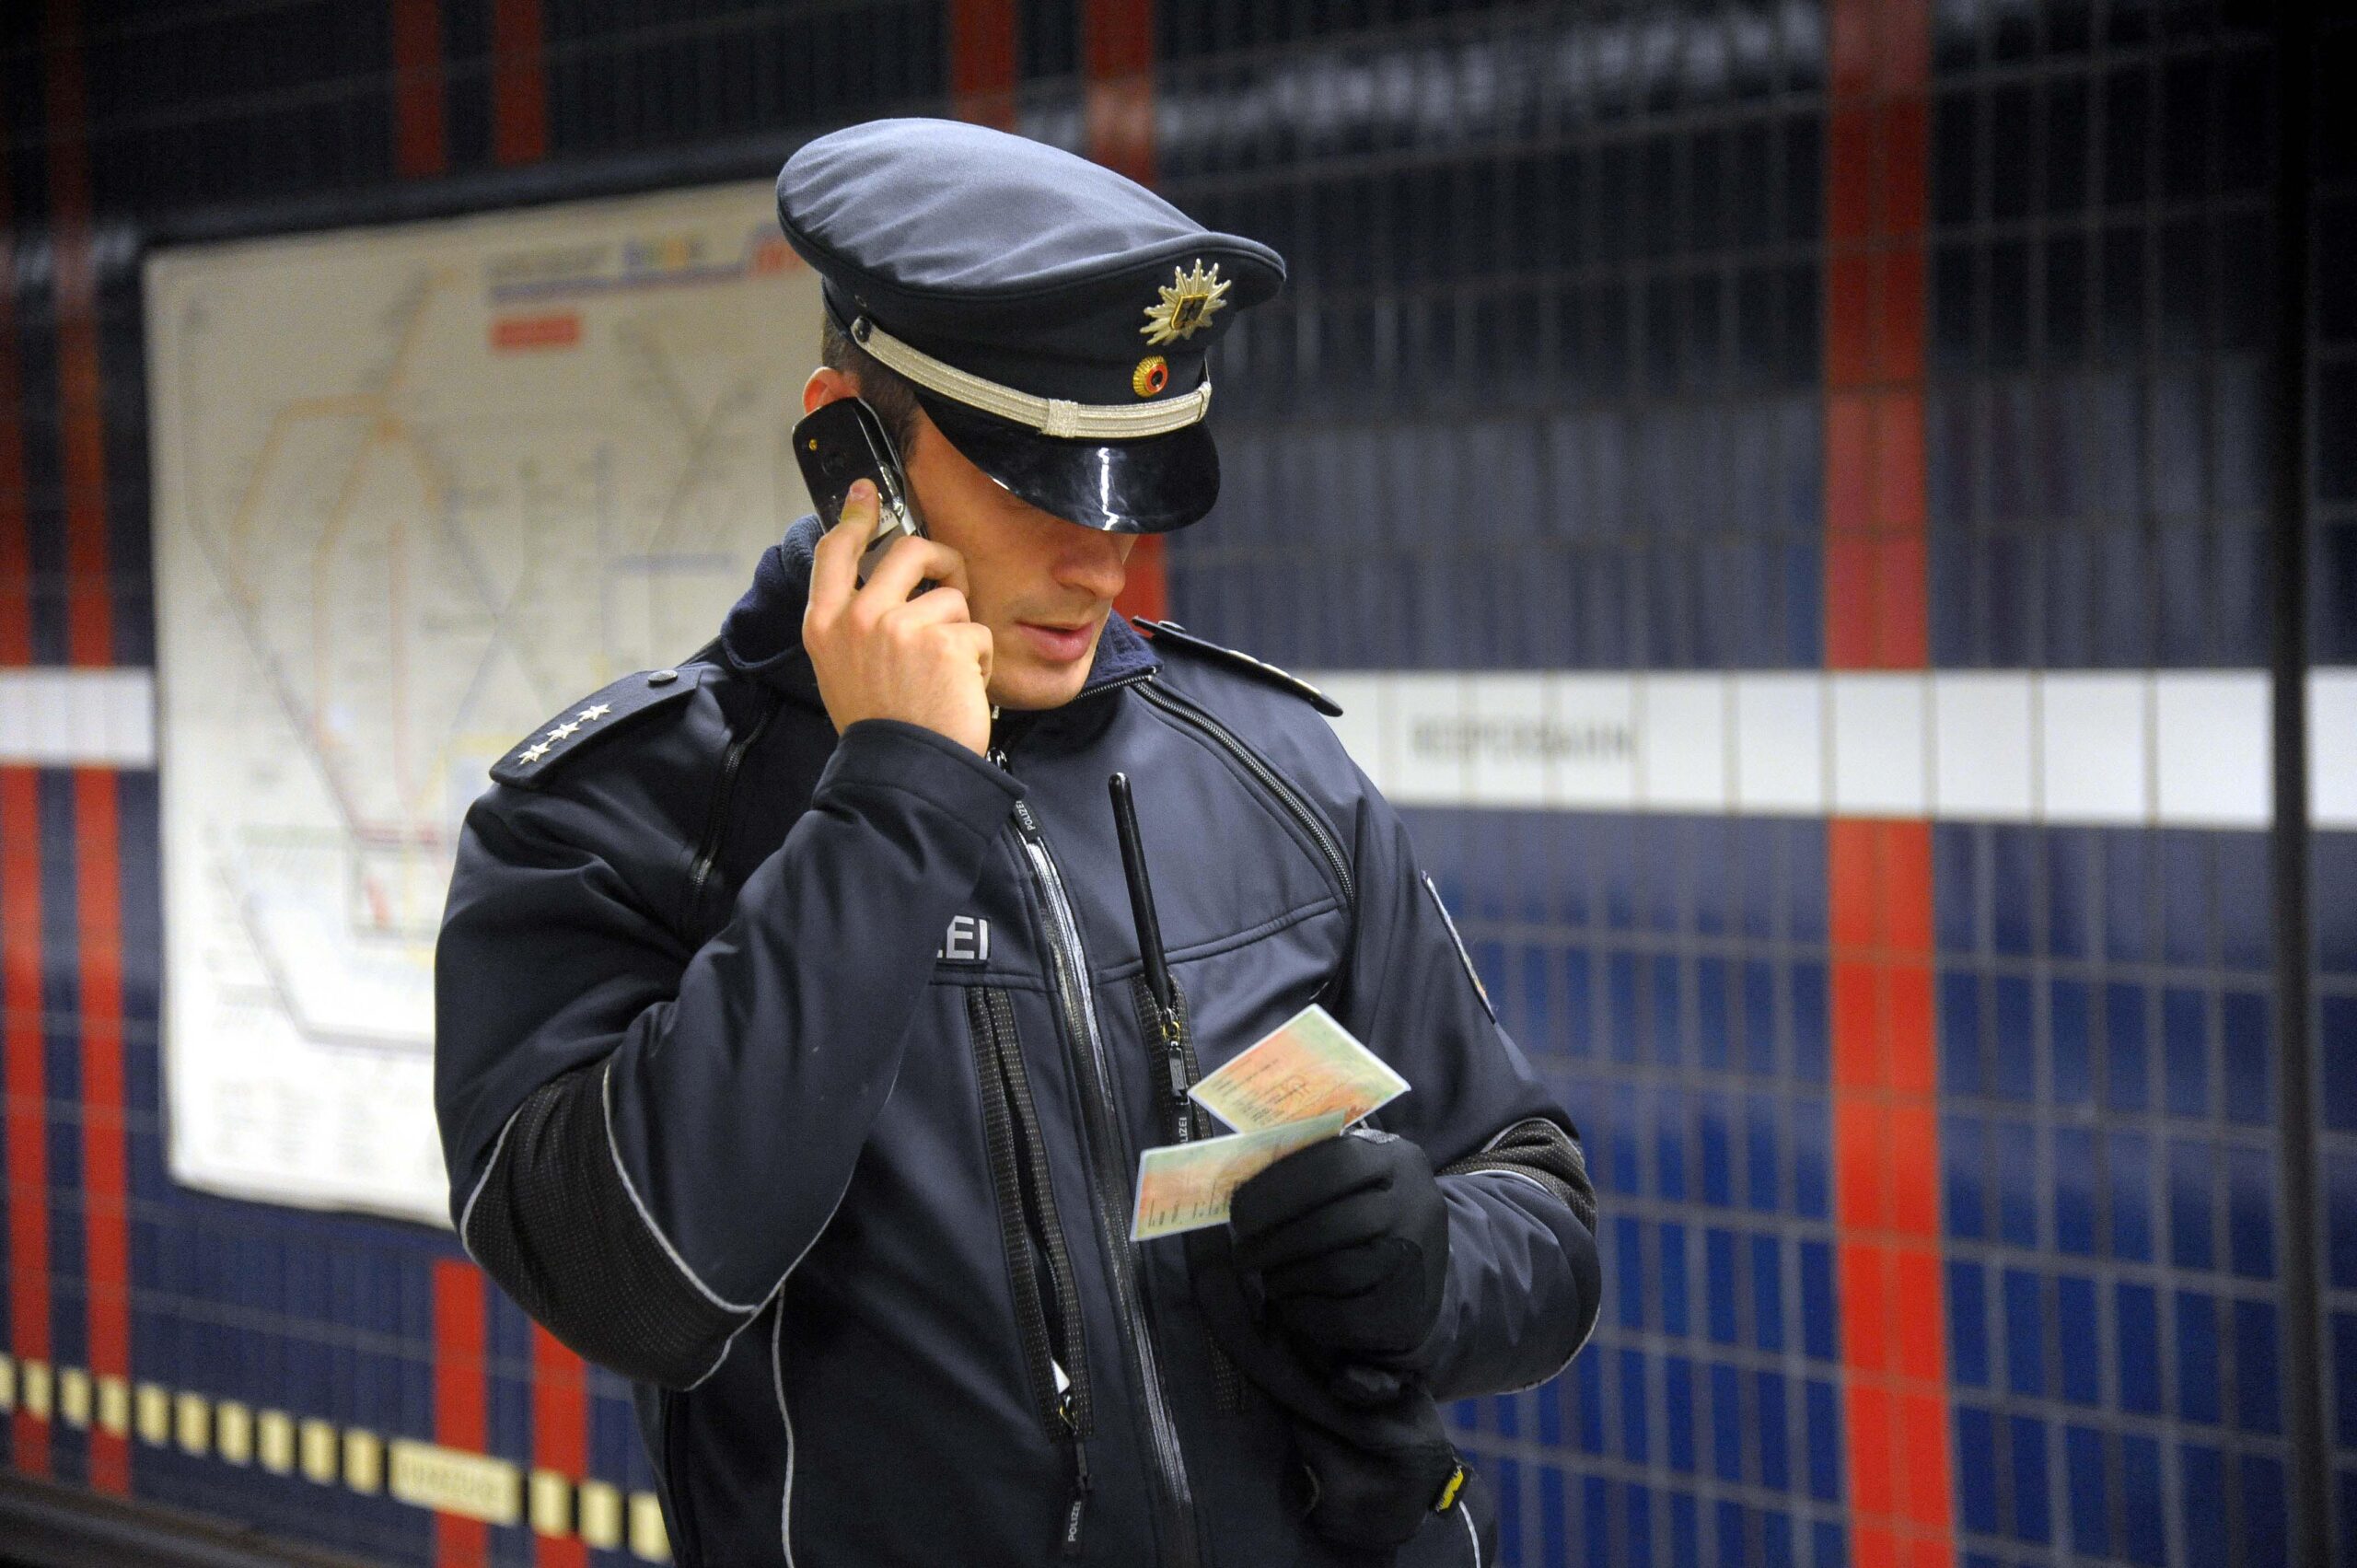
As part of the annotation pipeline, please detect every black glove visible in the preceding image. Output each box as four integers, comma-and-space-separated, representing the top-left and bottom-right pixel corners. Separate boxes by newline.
1185, 1223, 1468, 1563
1230, 1129, 1451, 1366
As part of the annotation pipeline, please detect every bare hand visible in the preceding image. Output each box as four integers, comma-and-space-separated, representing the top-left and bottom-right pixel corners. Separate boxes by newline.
802, 481, 993, 755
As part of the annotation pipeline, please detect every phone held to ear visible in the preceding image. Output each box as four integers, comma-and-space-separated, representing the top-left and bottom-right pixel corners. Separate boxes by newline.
792, 397, 924, 586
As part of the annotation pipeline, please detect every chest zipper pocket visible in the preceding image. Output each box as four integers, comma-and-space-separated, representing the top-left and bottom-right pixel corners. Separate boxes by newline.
966, 987, 1096, 1557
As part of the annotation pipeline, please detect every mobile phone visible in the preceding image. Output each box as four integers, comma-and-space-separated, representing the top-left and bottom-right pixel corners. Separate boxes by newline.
792, 397, 923, 586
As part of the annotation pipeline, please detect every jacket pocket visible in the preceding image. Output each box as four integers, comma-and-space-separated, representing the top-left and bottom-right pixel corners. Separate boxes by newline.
966, 987, 1091, 1440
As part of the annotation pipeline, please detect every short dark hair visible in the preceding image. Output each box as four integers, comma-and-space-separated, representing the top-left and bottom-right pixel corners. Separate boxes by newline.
819, 313, 923, 459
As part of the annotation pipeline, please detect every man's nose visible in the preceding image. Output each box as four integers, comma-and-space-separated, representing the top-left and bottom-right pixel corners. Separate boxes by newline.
1053, 528, 1131, 602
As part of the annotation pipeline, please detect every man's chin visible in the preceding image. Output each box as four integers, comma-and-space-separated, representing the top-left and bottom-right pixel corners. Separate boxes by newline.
990, 655, 1094, 713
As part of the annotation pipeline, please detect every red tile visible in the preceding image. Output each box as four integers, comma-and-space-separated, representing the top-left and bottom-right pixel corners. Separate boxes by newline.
1846, 1380, 1896, 1515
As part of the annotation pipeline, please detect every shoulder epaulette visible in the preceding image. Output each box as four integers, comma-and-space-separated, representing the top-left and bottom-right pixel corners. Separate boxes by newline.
1132, 618, 1342, 716
490, 666, 704, 789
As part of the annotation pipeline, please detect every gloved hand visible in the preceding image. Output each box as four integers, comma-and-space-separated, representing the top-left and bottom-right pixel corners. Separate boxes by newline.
1229, 1128, 1451, 1366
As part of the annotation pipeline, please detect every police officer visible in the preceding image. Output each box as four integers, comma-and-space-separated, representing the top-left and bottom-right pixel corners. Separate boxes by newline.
435, 119, 1598, 1567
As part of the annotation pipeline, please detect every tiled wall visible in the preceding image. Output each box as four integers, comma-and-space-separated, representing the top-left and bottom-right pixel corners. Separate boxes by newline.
0, 2, 2343, 1565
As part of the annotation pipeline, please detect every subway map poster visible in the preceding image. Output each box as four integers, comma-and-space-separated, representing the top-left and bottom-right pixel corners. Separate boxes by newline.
145, 182, 822, 1222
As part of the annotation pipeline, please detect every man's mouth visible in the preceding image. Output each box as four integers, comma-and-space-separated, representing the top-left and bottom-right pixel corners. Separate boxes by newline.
1016, 617, 1099, 662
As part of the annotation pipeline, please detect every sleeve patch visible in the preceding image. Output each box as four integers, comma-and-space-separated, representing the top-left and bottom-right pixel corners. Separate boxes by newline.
489, 667, 703, 789
1132, 618, 1342, 716
1422, 873, 1496, 1024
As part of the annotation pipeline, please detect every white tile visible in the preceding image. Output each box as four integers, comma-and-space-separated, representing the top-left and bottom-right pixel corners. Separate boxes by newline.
1464, 672, 1552, 807
2038, 673, 2150, 824
1303, 671, 1383, 779
1636, 673, 1727, 811
1932, 672, 2034, 819
1381, 673, 1471, 807
27, 675, 64, 765
1830, 672, 1929, 816
2154, 671, 2270, 827
114, 670, 157, 768
1732, 674, 1826, 815
1547, 674, 1638, 811
2314, 668, 2357, 829
0, 679, 27, 760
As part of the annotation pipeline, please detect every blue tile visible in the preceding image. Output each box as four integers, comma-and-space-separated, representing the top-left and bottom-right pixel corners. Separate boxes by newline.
2046, 829, 2093, 960
1946, 1114, 1988, 1237
2239, 1453, 2289, 1568
2176, 1290, 2222, 1425
2328, 997, 2357, 1132
2233, 1297, 2281, 1434
1576, 1348, 1607, 1454
2065, 1424, 2110, 1558
1697, 958, 1730, 1074
1755, 1372, 1790, 1492
2051, 979, 2093, 1106
1996, 1120, 2039, 1247
2227, 1144, 2277, 1280
1618, 1348, 1649, 1463
1941, 970, 1982, 1099
2059, 1275, 2101, 1405
1800, 1242, 1837, 1362
1992, 830, 2036, 958
2222, 990, 2271, 1125
2104, 832, 2151, 961
1661, 1221, 1691, 1336
2163, 986, 2210, 1118
1705, 1228, 1738, 1344
1803, 1379, 1840, 1503
1740, 961, 1776, 1068
1710, 1363, 1743, 1484
1949, 1261, 1990, 1388
2332, 1153, 2357, 1289
2054, 1126, 2096, 1254
1957, 1405, 2001, 1533
1752, 1236, 1785, 1354
1650, 954, 1683, 1067
1746, 1093, 1781, 1214
1790, 962, 1829, 1084
2009, 1414, 2052, 1543
2181, 1443, 2229, 1566
1665, 1357, 1696, 1474
2119, 1283, 2164, 1415
1655, 1088, 1689, 1203
2003, 1268, 2047, 1397
1706, 1094, 1744, 1202
1615, 1215, 1645, 1330
1793, 1097, 1830, 1220
2166, 1137, 2218, 1272
2105, 982, 2151, 1111
2109, 1130, 2156, 1261
2121, 1433, 2167, 1565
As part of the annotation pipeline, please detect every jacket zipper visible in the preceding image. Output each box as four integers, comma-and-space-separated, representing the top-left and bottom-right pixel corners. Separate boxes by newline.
1134, 679, 1355, 921
968, 986, 1097, 1554
993, 750, 1202, 1568
686, 695, 781, 901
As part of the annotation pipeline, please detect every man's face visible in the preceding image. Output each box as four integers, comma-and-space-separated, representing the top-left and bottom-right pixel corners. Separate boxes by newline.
807, 371, 1136, 712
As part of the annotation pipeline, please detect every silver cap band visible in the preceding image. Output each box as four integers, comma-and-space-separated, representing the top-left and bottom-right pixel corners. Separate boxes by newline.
852, 317, 1213, 440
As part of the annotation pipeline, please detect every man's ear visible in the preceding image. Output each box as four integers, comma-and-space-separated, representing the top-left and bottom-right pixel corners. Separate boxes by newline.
801, 366, 860, 415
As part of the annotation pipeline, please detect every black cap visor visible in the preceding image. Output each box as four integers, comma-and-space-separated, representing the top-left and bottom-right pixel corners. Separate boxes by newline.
914, 390, 1219, 535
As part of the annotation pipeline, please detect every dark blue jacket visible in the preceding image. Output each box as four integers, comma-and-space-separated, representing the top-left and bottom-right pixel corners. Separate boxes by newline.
435, 516, 1599, 1567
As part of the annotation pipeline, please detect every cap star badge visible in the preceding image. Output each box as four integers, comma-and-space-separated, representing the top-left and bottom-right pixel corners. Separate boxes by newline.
1141, 260, 1231, 345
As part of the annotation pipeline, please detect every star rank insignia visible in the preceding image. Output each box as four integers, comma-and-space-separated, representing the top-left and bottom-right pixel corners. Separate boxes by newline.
488, 667, 702, 790
1141, 260, 1231, 346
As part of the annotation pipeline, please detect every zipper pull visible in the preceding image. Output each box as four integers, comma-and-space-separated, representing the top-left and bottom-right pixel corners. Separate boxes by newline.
1060, 1434, 1091, 1557
987, 747, 1010, 771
